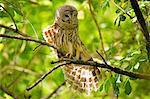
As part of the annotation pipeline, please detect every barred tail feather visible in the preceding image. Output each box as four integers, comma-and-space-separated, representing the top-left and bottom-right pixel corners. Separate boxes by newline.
63, 64, 100, 95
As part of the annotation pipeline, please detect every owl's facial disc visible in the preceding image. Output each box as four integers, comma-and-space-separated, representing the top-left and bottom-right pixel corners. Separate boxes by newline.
62, 11, 77, 24
56, 5, 78, 28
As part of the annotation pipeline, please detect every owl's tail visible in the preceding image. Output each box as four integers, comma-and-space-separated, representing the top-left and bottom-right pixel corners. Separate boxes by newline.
63, 64, 100, 95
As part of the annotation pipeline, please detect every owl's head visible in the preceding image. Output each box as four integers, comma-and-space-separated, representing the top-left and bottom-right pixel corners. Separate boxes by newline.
55, 5, 78, 29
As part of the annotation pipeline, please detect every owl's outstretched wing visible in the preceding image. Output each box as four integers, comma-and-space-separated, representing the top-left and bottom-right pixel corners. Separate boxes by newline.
42, 24, 57, 45
42, 24, 67, 58
63, 64, 100, 95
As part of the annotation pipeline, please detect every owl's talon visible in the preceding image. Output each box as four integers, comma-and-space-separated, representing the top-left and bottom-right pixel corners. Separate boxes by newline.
65, 53, 73, 58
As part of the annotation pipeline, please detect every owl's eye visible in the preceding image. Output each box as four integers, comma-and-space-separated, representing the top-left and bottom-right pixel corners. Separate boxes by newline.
65, 15, 69, 17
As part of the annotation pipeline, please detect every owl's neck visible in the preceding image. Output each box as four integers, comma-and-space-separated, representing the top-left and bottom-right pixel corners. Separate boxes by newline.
54, 21, 78, 30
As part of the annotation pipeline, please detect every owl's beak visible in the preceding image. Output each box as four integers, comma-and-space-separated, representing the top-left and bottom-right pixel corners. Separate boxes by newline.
70, 19, 73, 24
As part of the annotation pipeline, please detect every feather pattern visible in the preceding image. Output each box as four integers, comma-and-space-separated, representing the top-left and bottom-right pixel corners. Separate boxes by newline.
42, 5, 101, 94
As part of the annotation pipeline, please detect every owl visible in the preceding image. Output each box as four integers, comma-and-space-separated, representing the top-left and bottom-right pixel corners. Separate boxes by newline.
43, 5, 100, 95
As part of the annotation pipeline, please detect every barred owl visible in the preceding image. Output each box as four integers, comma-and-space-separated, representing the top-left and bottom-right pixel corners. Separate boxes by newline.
43, 5, 100, 94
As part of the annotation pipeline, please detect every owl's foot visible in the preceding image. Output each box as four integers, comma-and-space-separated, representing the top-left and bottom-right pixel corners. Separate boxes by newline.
65, 53, 73, 59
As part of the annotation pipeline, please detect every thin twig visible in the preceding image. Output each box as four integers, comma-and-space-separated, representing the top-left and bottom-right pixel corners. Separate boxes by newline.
26, 63, 69, 91
0, 24, 62, 54
42, 81, 66, 99
111, 0, 133, 19
96, 50, 112, 76
0, 83, 18, 99
88, 0, 106, 59
51, 59, 150, 80
96, 50, 108, 65
33, 44, 42, 51
0, 24, 29, 37
50, 60, 66, 64
0, 5, 18, 31
0, 34, 57, 49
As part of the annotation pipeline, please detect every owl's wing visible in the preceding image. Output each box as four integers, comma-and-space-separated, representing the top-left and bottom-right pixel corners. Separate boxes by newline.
43, 24, 66, 58
63, 64, 101, 95
42, 25, 57, 45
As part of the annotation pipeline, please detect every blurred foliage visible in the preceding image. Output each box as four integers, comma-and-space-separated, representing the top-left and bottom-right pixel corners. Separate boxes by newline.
0, 0, 150, 99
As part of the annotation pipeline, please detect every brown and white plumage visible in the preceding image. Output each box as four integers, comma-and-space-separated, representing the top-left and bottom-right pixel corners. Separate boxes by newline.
43, 5, 100, 94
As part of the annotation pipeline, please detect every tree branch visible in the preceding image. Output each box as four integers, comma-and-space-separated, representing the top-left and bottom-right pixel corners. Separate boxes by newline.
130, 0, 150, 61
0, 24, 29, 37
0, 83, 18, 99
42, 81, 66, 99
0, 34, 57, 49
111, 0, 133, 19
26, 63, 68, 91
0, 5, 18, 31
51, 59, 150, 80
96, 50, 108, 65
0, 24, 65, 55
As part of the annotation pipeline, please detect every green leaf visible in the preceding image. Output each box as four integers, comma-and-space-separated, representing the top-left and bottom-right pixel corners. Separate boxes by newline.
5, 6, 15, 17
116, 75, 121, 83
101, 0, 110, 9
125, 80, 132, 95
9, 3, 23, 16
0, 91, 5, 98
3, 0, 23, 16
114, 16, 119, 25
115, 9, 120, 13
0, 11, 7, 17
110, 76, 119, 96
104, 79, 110, 93
134, 62, 140, 70
114, 0, 121, 3
120, 15, 126, 21
125, 64, 132, 70
129, 77, 137, 80
91, 0, 100, 12
99, 83, 103, 92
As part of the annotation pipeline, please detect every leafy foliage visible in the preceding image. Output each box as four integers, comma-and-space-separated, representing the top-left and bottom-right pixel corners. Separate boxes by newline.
0, 0, 150, 99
